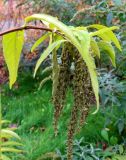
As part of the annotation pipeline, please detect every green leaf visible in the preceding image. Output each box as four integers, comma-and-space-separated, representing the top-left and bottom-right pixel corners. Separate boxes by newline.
88, 24, 122, 51
90, 38, 100, 58
110, 136, 118, 145
118, 119, 124, 134
113, 155, 126, 160
31, 33, 50, 52
101, 129, 109, 142
75, 30, 99, 113
118, 145, 124, 154
2, 31, 24, 88
98, 41, 116, 67
34, 39, 66, 77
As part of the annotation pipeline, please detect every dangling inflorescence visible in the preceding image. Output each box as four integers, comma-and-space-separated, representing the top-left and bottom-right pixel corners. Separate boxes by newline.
52, 42, 95, 159
67, 50, 82, 160
53, 43, 72, 136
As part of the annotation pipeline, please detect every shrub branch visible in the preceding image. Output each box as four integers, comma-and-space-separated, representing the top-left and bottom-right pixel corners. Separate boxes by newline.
0, 25, 62, 36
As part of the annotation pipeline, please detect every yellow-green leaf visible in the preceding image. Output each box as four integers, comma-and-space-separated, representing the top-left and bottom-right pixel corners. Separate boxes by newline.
98, 41, 116, 67
53, 34, 64, 50
0, 120, 10, 124
1, 154, 11, 160
1, 147, 23, 153
75, 30, 99, 113
41, 66, 52, 75
90, 38, 100, 58
2, 129, 21, 140
31, 33, 50, 52
25, 14, 81, 50
76, 26, 87, 31
34, 39, 66, 77
2, 141, 23, 146
38, 76, 52, 90
90, 26, 119, 37
2, 31, 24, 88
88, 24, 121, 51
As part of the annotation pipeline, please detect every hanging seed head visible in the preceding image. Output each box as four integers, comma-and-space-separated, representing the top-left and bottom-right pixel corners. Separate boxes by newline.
53, 42, 72, 136
67, 46, 95, 160
52, 42, 95, 159
67, 49, 84, 160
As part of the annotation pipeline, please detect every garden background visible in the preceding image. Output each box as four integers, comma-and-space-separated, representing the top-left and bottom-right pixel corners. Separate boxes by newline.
0, 0, 126, 160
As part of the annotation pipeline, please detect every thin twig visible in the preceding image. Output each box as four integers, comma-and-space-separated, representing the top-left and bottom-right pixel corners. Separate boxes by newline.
0, 25, 62, 37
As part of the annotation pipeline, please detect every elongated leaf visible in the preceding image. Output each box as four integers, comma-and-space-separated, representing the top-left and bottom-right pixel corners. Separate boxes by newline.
25, 14, 81, 49
90, 38, 100, 58
0, 120, 10, 124
90, 29, 110, 42
5, 127, 17, 131
90, 26, 118, 36
76, 26, 87, 30
2, 31, 24, 88
98, 41, 116, 67
75, 30, 99, 113
1, 148, 22, 153
53, 34, 64, 50
38, 76, 52, 90
2, 129, 21, 140
1, 154, 11, 160
2, 141, 23, 146
34, 39, 66, 77
101, 129, 109, 142
31, 33, 50, 52
88, 24, 121, 51
41, 66, 52, 75
1, 133, 13, 139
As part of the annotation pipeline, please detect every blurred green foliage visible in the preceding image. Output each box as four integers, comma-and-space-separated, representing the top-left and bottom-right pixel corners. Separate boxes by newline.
18, 0, 77, 25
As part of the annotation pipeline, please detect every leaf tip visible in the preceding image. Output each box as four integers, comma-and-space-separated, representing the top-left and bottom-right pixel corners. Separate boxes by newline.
114, 63, 116, 68
92, 101, 99, 114
9, 80, 15, 89
92, 108, 99, 115
31, 48, 34, 53
33, 71, 36, 78
9, 84, 12, 89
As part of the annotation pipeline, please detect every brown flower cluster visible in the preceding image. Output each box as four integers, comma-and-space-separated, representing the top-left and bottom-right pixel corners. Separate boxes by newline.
53, 43, 95, 159
53, 43, 72, 136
